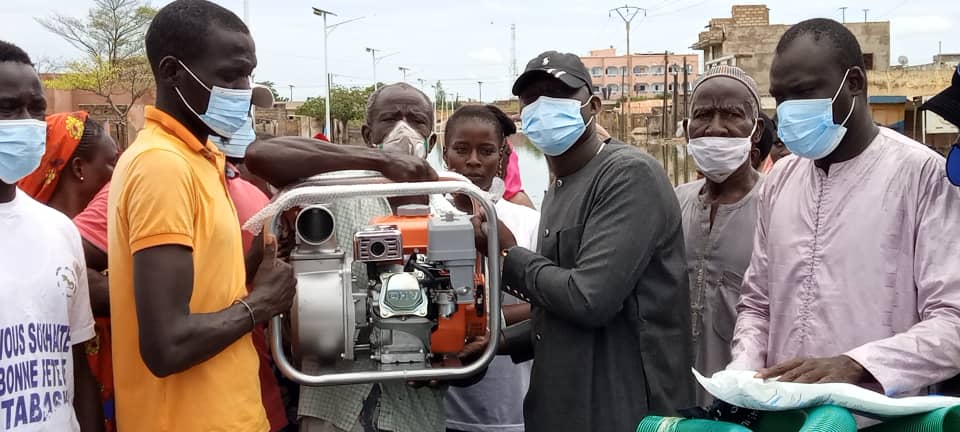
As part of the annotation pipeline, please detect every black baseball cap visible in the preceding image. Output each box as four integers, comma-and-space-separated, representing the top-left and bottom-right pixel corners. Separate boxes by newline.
512, 50, 593, 96
920, 65, 960, 128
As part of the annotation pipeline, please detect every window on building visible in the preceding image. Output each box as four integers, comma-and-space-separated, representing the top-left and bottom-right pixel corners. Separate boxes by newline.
590, 67, 602, 77
686, 64, 694, 73
592, 86, 600, 93
634, 65, 648, 75
634, 83, 646, 93
668, 84, 674, 92
605, 66, 619, 76
654, 66, 664, 75
863, 53, 875, 70
653, 84, 662, 92
620, 66, 628, 76
607, 83, 620, 93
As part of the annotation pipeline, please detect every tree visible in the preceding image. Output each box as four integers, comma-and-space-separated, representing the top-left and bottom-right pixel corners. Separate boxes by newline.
295, 85, 374, 127
433, 81, 447, 110
295, 85, 375, 142
255, 80, 289, 102
296, 96, 326, 120
38, 0, 157, 147
329, 84, 374, 127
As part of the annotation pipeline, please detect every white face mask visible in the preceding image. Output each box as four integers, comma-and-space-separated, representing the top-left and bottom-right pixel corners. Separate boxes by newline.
378, 121, 429, 159
686, 121, 756, 183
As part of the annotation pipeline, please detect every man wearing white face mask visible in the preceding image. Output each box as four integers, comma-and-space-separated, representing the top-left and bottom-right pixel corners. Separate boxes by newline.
675, 65, 768, 407
730, 19, 960, 414
246, 82, 448, 432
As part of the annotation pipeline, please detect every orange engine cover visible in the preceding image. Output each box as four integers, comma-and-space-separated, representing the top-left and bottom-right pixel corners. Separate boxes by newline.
369, 214, 488, 355
371, 214, 429, 254
430, 304, 487, 354
430, 273, 487, 355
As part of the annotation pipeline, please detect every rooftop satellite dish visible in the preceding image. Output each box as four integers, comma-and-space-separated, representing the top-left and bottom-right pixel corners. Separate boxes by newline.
898, 56, 909, 66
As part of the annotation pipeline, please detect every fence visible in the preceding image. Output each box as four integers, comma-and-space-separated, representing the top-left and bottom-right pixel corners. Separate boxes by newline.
640, 139, 699, 186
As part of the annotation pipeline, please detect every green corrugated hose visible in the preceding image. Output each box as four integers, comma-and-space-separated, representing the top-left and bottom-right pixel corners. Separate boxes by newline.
636, 406, 857, 432
636, 416, 752, 432
860, 406, 960, 432
753, 405, 857, 431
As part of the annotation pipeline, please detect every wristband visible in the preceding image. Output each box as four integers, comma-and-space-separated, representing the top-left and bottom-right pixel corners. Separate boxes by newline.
234, 299, 257, 331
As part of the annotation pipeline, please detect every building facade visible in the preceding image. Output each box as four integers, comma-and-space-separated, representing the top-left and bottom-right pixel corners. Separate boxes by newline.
693, 4, 890, 103
580, 48, 700, 100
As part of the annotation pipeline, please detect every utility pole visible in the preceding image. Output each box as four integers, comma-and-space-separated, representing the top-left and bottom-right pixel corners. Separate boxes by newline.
862, 9, 869, 22
610, 5, 646, 135
417, 79, 426, 93
682, 57, 689, 121
243, 0, 249, 25
365, 47, 380, 90
510, 24, 518, 80
839, 7, 847, 23
478, 81, 484, 102
672, 66, 679, 134
312, 7, 362, 139
288, 84, 294, 101
662, 51, 668, 138
398, 66, 410, 82
431, 84, 439, 133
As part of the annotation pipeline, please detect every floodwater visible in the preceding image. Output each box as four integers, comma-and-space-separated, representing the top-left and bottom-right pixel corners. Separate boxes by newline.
428, 133, 549, 209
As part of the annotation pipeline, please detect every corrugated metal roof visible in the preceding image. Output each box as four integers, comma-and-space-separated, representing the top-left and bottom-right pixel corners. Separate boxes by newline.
869, 95, 909, 104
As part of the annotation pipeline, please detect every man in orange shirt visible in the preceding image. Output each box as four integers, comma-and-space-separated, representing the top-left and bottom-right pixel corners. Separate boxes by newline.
107, 1, 296, 430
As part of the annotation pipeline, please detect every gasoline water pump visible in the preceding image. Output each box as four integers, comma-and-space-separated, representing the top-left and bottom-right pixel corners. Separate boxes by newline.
243, 171, 502, 385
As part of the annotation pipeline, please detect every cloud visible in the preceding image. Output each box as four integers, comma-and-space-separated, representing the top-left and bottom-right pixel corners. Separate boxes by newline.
468, 47, 505, 64
891, 16, 952, 35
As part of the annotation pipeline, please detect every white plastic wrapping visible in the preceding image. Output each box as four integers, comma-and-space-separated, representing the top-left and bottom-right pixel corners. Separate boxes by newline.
694, 368, 960, 417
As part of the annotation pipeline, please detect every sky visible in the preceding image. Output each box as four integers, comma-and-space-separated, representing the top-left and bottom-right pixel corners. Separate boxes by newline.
3, 0, 958, 103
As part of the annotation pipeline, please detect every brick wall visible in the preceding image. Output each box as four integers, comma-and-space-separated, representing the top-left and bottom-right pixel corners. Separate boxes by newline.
732, 5, 769, 27
700, 20, 890, 96
709, 18, 734, 29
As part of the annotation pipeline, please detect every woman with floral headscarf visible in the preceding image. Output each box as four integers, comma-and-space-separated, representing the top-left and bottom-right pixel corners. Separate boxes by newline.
19, 110, 119, 431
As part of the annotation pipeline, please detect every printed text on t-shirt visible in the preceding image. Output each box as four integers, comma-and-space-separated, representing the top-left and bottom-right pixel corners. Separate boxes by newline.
0, 322, 72, 429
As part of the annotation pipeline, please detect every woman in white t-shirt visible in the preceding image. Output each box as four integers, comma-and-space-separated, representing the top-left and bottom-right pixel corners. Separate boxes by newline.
442, 105, 540, 432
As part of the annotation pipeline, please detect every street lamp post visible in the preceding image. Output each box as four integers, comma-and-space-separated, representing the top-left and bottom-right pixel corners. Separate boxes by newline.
366, 47, 380, 90
477, 81, 484, 102
398, 66, 410, 82
312, 7, 362, 140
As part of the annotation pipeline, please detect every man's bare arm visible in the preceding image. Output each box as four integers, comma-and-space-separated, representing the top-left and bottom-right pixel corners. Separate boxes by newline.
133, 242, 295, 377
245, 136, 436, 188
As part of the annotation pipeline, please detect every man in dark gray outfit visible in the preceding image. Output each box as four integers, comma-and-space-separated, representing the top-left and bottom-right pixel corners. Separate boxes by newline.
473, 51, 694, 432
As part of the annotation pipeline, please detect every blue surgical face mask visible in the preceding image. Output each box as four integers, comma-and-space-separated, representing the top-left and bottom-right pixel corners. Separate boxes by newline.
175, 60, 253, 138
210, 116, 256, 159
776, 68, 856, 160
0, 119, 47, 184
947, 144, 960, 187
521, 96, 595, 156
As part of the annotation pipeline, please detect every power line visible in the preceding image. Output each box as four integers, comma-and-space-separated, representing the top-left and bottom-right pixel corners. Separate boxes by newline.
645, 0, 711, 17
